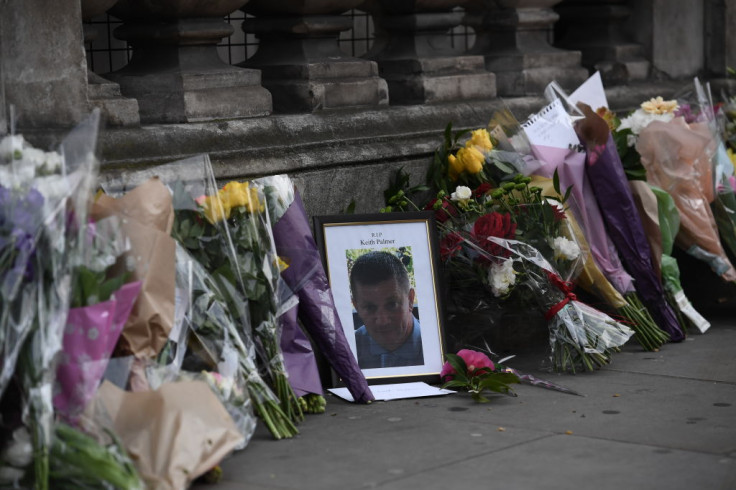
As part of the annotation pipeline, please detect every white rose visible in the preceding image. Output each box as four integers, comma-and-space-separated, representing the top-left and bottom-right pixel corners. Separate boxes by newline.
450, 185, 472, 201
0, 134, 25, 161
552, 236, 581, 261
488, 258, 516, 297
618, 109, 674, 136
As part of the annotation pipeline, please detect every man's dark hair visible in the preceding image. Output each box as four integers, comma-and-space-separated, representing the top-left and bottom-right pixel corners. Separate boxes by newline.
350, 251, 410, 297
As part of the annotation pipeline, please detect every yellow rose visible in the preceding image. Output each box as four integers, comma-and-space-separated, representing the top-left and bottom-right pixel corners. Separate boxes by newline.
448, 154, 463, 181
201, 194, 229, 223
456, 146, 485, 174
467, 128, 493, 152
220, 181, 262, 213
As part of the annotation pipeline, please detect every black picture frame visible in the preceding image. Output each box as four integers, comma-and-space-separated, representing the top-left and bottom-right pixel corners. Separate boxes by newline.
313, 211, 447, 385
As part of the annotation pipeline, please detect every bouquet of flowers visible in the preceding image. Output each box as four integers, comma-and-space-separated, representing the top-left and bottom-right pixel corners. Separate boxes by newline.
574, 103, 683, 344
256, 174, 373, 405
0, 110, 101, 489
53, 215, 142, 424
165, 157, 300, 439
616, 95, 736, 282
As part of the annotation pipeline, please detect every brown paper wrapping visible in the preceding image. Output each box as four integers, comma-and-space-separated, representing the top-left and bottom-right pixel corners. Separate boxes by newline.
91, 178, 176, 359
628, 180, 663, 279
95, 381, 244, 490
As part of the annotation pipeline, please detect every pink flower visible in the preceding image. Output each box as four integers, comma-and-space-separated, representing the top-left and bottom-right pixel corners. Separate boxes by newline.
440, 349, 495, 381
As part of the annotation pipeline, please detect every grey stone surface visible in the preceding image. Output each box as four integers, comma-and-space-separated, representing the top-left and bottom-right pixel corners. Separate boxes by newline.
84, 81, 686, 218
191, 318, 736, 490
2, 0, 91, 130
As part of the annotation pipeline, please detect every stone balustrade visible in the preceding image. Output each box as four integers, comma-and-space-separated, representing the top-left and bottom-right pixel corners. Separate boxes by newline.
2, 0, 734, 216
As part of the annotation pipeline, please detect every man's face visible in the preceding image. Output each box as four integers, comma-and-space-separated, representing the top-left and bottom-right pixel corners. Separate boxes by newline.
352, 278, 416, 352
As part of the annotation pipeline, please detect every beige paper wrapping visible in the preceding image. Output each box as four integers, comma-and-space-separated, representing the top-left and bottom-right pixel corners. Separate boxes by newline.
91, 178, 176, 359
637, 119, 736, 281
531, 176, 627, 309
628, 180, 663, 279
96, 380, 244, 490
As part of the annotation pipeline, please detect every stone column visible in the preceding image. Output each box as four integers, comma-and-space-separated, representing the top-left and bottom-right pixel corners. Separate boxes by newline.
240, 1, 388, 113
106, 0, 272, 124
1, 0, 90, 130
82, 0, 140, 127
705, 0, 736, 78
553, 0, 649, 84
464, 0, 588, 96
361, 0, 496, 105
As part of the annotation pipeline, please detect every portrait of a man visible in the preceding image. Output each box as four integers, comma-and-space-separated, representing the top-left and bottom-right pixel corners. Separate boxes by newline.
349, 250, 424, 369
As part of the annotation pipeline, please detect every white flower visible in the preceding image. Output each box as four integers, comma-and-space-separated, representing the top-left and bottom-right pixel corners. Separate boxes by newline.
488, 258, 516, 297
552, 236, 581, 261
0, 134, 25, 161
0, 427, 33, 468
450, 185, 472, 202
618, 109, 675, 138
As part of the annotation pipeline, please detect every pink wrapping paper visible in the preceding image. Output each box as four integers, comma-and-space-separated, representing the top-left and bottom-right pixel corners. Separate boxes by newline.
54, 281, 141, 421
637, 119, 736, 281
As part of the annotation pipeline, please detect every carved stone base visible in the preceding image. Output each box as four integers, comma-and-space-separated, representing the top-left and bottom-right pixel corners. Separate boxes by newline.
88, 72, 141, 127
378, 56, 496, 104
486, 51, 588, 96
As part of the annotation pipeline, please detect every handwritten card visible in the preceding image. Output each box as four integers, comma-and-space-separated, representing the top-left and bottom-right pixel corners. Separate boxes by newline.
328, 382, 455, 402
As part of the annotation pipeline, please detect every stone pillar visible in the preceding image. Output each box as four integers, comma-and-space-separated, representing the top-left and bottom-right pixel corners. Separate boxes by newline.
629, 0, 705, 79
82, 0, 140, 127
705, 0, 736, 78
240, 1, 388, 113
361, 0, 496, 105
106, 0, 272, 124
554, 0, 650, 84
1, 0, 90, 130
464, 0, 588, 96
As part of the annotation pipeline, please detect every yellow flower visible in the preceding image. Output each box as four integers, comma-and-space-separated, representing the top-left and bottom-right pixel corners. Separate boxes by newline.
467, 128, 493, 152
275, 256, 290, 272
728, 148, 736, 168
640, 96, 679, 115
448, 154, 463, 181
220, 181, 262, 213
456, 146, 485, 174
201, 194, 229, 223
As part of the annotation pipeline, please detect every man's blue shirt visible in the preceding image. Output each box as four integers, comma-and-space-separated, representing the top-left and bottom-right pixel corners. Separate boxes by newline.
354, 317, 424, 369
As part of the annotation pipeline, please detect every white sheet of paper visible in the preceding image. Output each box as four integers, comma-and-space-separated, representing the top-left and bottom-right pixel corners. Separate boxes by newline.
568, 71, 608, 111
328, 382, 455, 403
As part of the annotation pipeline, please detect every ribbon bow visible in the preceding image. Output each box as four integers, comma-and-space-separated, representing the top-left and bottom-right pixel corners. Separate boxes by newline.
544, 272, 577, 321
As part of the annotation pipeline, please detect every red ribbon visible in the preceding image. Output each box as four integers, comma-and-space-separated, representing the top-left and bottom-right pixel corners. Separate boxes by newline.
544, 272, 577, 321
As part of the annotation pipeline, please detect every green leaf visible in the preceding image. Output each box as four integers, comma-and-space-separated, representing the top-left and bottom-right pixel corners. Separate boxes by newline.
552, 169, 561, 195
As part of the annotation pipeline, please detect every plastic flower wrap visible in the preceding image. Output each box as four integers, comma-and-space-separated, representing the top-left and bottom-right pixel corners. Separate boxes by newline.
53, 215, 142, 424
478, 237, 634, 373
163, 156, 299, 440
524, 96, 671, 349
256, 174, 373, 404
0, 110, 101, 489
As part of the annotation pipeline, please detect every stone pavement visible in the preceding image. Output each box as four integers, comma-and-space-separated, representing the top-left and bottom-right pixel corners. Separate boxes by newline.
193, 314, 736, 490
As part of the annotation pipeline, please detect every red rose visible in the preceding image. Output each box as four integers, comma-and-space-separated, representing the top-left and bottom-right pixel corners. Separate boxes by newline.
471, 212, 516, 258
440, 232, 464, 262
424, 198, 458, 224
472, 182, 492, 197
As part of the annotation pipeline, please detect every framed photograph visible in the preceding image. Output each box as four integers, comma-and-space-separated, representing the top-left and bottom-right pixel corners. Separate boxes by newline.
314, 211, 446, 384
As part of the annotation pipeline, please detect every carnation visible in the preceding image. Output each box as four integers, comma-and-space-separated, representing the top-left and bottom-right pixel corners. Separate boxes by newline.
618, 109, 675, 142
552, 236, 581, 261
488, 258, 516, 297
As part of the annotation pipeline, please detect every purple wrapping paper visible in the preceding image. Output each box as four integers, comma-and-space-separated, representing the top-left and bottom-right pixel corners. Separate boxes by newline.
279, 302, 324, 398
584, 135, 684, 341
272, 191, 374, 403
54, 280, 142, 421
